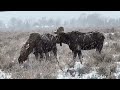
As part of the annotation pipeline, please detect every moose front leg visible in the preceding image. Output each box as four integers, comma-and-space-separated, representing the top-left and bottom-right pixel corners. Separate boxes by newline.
45, 52, 50, 61
73, 51, 77, 60
33, 52, 39, 60
78, 51, 83, 64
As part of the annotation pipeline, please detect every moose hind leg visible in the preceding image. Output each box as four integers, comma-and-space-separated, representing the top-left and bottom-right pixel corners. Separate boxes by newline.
96, 43, 103, 54
33, 52, 39, 60
45, 52, 49, 61
39, 52, 43, 58
78, 51, 83, 64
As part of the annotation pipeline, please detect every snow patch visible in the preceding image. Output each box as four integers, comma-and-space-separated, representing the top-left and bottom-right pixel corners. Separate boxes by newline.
57, 69, 106, 79
57, 61, 106, 79
114, 62, 120, 79
0, 70, 12, 79
104, 42, 109, 46
113, 54, 120, 59
111, 33, 115, 35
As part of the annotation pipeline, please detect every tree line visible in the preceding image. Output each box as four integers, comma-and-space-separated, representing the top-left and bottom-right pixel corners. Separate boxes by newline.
0, 13, 120, 31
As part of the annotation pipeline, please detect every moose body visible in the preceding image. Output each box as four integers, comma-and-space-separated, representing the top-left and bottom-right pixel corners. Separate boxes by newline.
33, 33, 57, 60
18, 33, 57, 64
64, 31, 105, 51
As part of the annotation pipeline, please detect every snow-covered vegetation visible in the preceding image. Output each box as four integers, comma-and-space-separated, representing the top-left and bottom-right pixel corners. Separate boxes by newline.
0, 27, 120, 79
0, 70, 12, 79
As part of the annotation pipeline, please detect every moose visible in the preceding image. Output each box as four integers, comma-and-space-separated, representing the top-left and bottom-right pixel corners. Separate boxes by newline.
54, 27, 105, 67
18, 33, 58, 64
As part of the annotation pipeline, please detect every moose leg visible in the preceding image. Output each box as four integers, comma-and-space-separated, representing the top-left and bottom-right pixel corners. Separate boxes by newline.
39, 53, 43, 58
33, 47, 39, 60
33, 52, 39, 60
78, 51, 83, 64
73, 51, 77, 60
52, 47, 57, 60
45, 52, 49, 61
38, 52, 44, 62
53, 47, 63, 71
96, 43, 103, 54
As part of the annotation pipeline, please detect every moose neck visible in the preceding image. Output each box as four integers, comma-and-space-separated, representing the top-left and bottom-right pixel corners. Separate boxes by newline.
59, 33, 70, 45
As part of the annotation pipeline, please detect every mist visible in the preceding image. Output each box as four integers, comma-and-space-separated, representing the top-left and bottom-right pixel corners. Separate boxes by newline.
0, 11, 120, 31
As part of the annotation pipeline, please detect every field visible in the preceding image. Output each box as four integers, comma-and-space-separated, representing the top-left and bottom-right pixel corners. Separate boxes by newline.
1, 27, 120, 79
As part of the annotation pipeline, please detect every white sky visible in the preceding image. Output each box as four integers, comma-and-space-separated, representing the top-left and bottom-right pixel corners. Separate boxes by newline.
0, 11, 120, 23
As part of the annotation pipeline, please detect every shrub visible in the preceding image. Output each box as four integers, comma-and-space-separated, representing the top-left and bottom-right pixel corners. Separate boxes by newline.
106, 74, 116, 79
92, 52, 115, 66
111, 42, 120, 52
96, 63, 117, 79
109, 64, 117, 74
104, 54, 113, 63
77, 66, 91, 76
92, 52, 106, 65
96, 66, 109, 76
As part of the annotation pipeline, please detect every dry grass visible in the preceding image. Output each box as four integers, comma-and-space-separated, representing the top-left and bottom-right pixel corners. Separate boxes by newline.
0, 28, 120, 79
89, 51, 117, 78
0, 30, 58, 79
77, 66, 91, 76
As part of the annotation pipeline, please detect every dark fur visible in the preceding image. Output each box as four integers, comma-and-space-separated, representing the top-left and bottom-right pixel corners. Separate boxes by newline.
18, 33, 57, 64
56, 31, 105, 65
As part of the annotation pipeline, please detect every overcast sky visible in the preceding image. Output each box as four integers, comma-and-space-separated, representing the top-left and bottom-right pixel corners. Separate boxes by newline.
0, 11, 120, 23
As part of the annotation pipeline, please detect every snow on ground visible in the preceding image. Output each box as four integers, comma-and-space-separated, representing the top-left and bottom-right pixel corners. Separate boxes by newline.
57, 69, 107, 79
57, 61, 106, 79
0, 70, 12, 79
114, 62, 120, 79
104, 42, 109, 46
57, 59, 120, 79
113, 54, 120, 59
